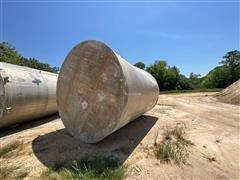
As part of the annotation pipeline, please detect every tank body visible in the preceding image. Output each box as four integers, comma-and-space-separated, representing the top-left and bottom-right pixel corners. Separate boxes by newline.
57, 40, 159, 143
0, 62, 58, 128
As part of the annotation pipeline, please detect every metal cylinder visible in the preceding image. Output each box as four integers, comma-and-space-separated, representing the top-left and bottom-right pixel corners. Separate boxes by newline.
0, 62, 58, 128
57, 40, 159, 143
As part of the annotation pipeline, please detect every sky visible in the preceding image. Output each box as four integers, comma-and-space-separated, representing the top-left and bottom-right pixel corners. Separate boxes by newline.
0, 0, 239, 77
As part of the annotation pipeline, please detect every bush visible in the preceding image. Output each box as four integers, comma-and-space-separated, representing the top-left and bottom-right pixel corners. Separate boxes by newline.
154, 125, 194, 165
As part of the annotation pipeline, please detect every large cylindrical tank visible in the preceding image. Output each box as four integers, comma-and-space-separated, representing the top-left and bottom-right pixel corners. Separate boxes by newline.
0, 62, 58, 128
57, 40, 159, 143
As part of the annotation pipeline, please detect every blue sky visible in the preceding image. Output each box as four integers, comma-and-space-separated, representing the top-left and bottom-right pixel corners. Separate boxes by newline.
1, 1, 239, 76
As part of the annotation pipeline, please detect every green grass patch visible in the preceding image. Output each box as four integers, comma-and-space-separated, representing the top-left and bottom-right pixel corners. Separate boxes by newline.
0, 141, 23, 158
40, 158, 126, 180
154, 125, 194, 165
160, 88, 222, 94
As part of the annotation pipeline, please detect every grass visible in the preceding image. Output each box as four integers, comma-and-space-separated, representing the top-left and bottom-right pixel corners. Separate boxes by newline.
0, 140, 28, 179
154, 125, 194, 165
40, 158, 126, 180
0, 140, 23, 158
0, 164, 28, 179
0, 165, 16, 179
160, 88, 222, 94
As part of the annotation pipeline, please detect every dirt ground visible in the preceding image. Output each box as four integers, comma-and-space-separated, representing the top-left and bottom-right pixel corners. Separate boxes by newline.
0, 92, 239, 179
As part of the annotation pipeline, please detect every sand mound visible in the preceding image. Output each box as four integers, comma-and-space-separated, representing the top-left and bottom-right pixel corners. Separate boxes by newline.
215, 80, 240, 105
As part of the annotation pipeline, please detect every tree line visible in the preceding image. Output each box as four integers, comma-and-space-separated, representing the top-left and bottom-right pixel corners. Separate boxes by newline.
134, 50, 240, 91
0, 42, 239, 91
0, 42, 59, 73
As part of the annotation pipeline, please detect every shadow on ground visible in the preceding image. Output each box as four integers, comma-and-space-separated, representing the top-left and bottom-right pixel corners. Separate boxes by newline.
32, 115, 158, 167
0, 114, 59, 138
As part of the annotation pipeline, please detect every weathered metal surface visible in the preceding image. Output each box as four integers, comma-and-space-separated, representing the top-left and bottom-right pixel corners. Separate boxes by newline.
0, 62, 58, 128
57, 40, 159, 143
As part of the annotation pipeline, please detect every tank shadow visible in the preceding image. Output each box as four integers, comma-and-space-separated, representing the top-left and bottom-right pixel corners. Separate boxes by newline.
0, 114, 59, 138
32, 115, 158, 167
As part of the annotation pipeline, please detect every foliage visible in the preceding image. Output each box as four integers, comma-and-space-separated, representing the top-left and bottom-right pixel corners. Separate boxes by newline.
202, 66, 233, 88
146, 61, 191, 91
179, 74, 192, 90
134, 61, 145, 69
40, 158, 126, 180
220, 50, 240, 82
0, 42, 58, 73
188, 72, 203, 89
146, 50, 240, 91
202, 50, 240, 89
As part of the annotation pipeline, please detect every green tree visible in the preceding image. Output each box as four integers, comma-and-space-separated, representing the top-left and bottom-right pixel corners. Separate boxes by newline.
164, 66, 180, 90
220, 50, 240, 82
179, 74, 192, 90
134, 61, 145, 69
0, 42, 58, 73
146, 61, 167, 90
188, 72, 203, 89
146, 61, 183, 91
202, 66, 232, 88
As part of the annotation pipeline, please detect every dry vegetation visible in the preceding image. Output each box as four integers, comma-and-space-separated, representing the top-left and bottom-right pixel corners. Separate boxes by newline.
154, 125, 194, 165
0, 140, 23, 158
0, 141, 29, 179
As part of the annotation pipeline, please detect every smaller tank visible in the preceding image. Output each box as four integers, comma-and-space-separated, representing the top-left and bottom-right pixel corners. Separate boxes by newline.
0, 62, 58, 128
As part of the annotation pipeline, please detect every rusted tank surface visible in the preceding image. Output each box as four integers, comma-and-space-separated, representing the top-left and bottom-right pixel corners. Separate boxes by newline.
57, 40, 159, 143
0, 62, 58, 128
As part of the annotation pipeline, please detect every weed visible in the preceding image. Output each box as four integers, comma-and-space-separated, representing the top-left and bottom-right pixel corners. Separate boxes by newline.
163, 125, 194, 146
0, 141, 23, 158
40, 158, 126, 180
155, 140, 189, 165
154, 125, 194, 165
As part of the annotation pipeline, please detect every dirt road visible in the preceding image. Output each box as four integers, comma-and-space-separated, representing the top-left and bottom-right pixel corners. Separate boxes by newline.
0, 92, 239, 179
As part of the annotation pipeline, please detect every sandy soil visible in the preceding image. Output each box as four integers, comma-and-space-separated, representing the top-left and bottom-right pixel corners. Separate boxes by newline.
215, 80, 240, 105
0, 92, 239, 179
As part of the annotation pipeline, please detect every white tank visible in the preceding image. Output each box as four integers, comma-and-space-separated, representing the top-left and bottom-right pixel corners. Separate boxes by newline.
0, 62, 58, 128
57, 40, 159, 143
